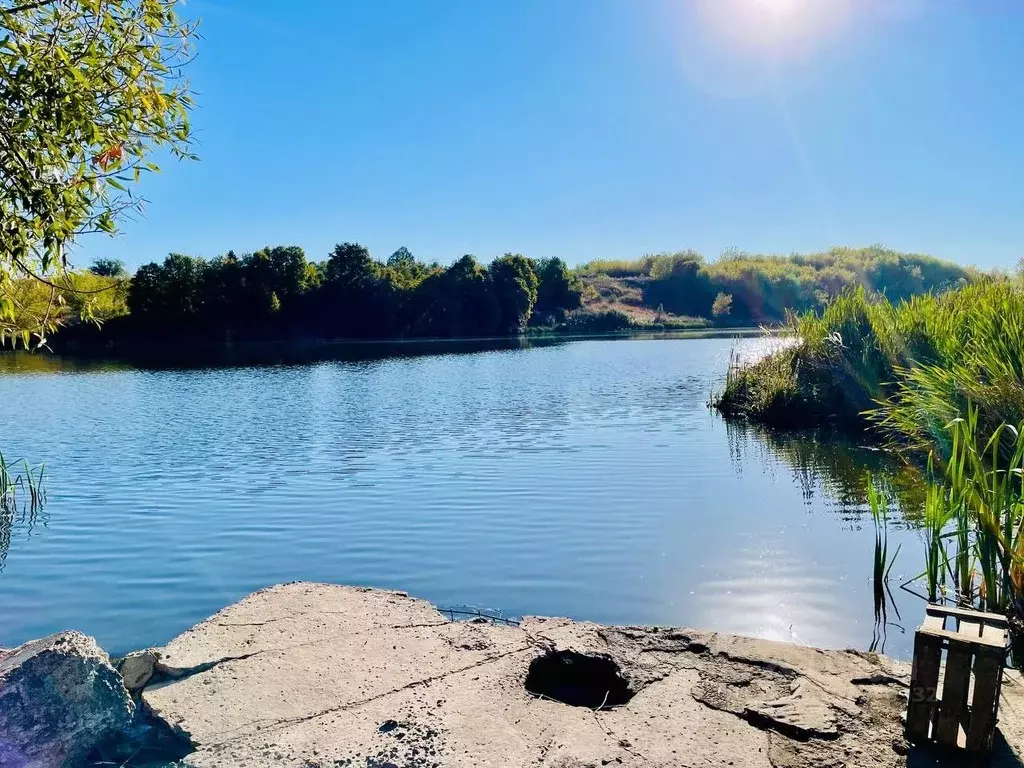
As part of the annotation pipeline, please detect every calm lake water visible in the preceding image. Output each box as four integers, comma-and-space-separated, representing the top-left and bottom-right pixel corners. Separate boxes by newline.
0, 336, 927, 658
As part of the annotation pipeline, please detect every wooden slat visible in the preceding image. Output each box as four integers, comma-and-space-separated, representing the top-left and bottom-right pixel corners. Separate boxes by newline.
967, 648, 1005, 752
981, 623, 1007, 647
907, 633, 943, 743
926, 604, 1008, 629
959, 617, 983, 639
918, 625, 1006, 650
960, 703, 972, 746
935, 641, 974, 746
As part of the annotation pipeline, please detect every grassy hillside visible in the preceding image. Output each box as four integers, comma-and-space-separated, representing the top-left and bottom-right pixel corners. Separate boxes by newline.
576, 246, 978, 327
576, 274, 708, 330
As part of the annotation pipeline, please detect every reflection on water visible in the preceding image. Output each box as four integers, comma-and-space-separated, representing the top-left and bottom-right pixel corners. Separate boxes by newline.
35, 328, 763, 372
1, 337, 546, 373
0, 456, 49, 573
0, 504, 47, 573
871, 572, 903, 655
688, 419, 924, 656
725, 420, 926, 514
0, 335, 926, 657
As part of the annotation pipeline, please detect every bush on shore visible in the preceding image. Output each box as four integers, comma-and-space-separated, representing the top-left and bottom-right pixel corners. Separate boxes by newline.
714, 281, 1024, 461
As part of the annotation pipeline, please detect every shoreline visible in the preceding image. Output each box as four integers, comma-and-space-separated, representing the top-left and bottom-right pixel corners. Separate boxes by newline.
7, 582, 1024, 767
46, 325, 770, 354
0, 327, 773, 372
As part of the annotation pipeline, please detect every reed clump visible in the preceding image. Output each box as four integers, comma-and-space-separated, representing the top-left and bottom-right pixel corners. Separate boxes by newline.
715, 281, 1024, 461
915, 410, 1024, 612
0, 452, 46, 514
876, 408, 1024, 658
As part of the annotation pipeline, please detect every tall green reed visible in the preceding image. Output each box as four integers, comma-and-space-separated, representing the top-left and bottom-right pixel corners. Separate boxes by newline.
868, 479, 901, 590
0, 451, 46, 515
867, 478, 902, 653
921, 484, 952, 603
942, 409, 1024, 614
895, 407, 1024, 623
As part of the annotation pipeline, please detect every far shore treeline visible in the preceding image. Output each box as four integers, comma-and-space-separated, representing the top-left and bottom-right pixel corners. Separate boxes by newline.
11, 244, 981, 350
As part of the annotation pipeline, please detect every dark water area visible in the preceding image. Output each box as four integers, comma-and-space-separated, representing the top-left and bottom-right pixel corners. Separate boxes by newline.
0, 335, 927, 658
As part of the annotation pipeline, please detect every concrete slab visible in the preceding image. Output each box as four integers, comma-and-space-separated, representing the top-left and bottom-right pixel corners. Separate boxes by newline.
139, 583, 1024, 768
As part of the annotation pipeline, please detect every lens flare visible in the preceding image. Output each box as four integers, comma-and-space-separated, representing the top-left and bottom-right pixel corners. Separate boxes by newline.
704, 0, 852, 51
676, 0, 855, 97
754, 0, 801, 16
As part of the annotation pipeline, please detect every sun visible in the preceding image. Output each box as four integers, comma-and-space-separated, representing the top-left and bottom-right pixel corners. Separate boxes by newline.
680, 0, 854, 90
753, 0, 802, 17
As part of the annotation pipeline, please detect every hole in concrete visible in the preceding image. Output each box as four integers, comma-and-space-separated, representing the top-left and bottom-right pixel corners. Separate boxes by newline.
525, 650, 635, 709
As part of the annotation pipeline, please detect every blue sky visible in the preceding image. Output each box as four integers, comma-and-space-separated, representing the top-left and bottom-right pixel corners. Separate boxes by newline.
74, 0, 1024, 270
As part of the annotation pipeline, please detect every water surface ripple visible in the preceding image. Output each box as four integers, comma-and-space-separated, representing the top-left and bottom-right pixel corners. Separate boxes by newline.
0, 337, 923, 657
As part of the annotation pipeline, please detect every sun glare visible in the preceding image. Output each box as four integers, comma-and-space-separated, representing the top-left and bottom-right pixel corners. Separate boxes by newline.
690, 0, 853, 57
754, 0, 801, 16
677, 0, 854, 97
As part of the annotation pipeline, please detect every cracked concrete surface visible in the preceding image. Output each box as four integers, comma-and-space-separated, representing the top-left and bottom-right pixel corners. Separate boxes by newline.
139, 583, 1020, 767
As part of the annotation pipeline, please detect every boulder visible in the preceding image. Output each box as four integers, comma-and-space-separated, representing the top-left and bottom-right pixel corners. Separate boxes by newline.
117, 649, 159, 694
0, 631, 134, 768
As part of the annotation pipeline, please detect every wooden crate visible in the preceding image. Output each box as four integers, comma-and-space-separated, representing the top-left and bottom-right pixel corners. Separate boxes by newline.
906, 604, 1008, 753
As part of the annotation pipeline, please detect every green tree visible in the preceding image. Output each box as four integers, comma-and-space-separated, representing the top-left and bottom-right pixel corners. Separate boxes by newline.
89, 258, 127, 278
414, 255, 499, 337
649, 251, 704, 280
0, 0, 197, 346
242, 246, 309, 315
643, 252, 714, 318
197, 251, 243, 328
385, 246, 433, 291
387, 247, 415, 269
127, 253, 203, 321
319, 243, 382, 337
490, 253, 539, 333
324, 243, 375, 286
534, 257, 583, 319
60, 269, 128, 321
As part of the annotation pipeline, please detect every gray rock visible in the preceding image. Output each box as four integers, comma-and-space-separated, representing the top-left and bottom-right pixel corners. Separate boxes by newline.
118, 649, 159, 694
0, 631, 134, 768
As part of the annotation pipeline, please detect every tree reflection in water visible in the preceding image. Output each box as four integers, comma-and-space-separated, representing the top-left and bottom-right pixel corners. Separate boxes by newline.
724, 420, 923, 653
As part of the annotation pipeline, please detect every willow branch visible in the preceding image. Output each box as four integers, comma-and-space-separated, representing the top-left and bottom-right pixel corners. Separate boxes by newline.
12, 254, 125, 295
0, 0, 59, 15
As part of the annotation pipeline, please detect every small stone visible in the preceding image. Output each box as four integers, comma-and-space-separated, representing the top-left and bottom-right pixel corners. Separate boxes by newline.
118, 649, 159, 693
